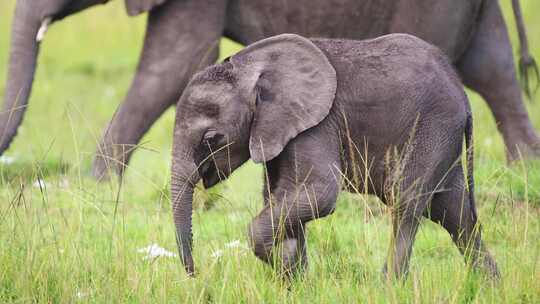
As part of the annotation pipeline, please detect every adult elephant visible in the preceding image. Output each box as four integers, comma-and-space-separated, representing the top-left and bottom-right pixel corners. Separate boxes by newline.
1, 0, 538, 179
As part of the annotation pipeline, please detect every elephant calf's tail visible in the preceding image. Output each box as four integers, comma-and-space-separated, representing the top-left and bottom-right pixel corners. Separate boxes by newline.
465, 113, 477, 221
512, 0, 539, 99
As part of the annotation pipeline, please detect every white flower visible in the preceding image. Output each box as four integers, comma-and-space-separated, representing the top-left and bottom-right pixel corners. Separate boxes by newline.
211, 249, 224, 259
228, 213, 242, 222
75, 290, 89, 299
225, 240, 241, 248
59, 178, 70, 189
137, 243, 177, 260
105, 86, 116, 98
33, 179, 47, 189
225, 240, 249, 250
0, 155, 15, 164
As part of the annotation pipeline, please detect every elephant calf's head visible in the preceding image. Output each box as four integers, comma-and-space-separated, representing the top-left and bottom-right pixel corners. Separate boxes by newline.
175, 63, 252, 188
175, 34, 339, 187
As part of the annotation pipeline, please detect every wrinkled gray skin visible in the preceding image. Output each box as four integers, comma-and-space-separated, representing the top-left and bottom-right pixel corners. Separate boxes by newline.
171, 33, 500, 279
1, 0, 538, 179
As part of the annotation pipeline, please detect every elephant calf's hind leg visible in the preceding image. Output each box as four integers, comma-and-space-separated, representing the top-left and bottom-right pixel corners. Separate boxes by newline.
428, 168, 500, 278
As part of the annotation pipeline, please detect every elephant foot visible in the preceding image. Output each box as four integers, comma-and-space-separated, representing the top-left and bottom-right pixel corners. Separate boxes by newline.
505, 132, 540, 162
280, 238, 308, 280
469, 250, 501, 281
92, 143, 126, 182
92, 156, 115, 182
381, 262, 408, 282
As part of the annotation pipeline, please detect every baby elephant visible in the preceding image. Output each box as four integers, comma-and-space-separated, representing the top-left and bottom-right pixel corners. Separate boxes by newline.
170, 33, 499, 279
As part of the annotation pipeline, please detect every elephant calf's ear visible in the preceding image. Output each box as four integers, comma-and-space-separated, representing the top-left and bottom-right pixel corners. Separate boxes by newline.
125, 0, 167, 16
231, 34, 337, 163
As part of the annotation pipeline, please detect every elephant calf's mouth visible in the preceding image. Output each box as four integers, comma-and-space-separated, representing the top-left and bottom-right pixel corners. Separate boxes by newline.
199, 160, 223, 188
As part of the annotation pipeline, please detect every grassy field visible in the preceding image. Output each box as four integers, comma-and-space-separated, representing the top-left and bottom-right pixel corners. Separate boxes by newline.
0, 1, 539, 302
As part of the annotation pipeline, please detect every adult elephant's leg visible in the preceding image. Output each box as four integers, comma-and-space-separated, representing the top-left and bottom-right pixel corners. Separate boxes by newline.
93, 0, 226, 179
428, 167, 500, 278
456, 0, 540, 161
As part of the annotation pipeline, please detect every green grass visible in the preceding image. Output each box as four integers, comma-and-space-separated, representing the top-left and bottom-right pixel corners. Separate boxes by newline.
1, 0, 539, 302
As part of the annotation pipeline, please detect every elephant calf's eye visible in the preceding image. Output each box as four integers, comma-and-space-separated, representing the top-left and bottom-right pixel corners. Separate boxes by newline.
204, 130, 217, 140
256, 79, 274, 103
203, 129, 223, 146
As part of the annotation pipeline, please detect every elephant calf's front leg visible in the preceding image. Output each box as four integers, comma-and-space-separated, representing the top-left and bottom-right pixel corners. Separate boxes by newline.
249, 217, 308, 278
248, 170, 339, 278
383, 173, 432, 279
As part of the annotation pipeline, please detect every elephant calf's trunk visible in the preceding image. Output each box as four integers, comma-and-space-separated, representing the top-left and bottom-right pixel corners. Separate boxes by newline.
170, 154, 200, 276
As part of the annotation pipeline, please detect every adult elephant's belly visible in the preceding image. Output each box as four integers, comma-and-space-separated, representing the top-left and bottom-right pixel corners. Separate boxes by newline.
388, 0, 483, 62
225, 0, 482, 62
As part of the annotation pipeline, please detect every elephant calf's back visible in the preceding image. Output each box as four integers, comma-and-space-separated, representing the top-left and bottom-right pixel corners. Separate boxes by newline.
314, 34, 468, 121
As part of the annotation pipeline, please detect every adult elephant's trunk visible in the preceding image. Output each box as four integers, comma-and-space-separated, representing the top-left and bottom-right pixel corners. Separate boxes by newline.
0, 0, 108, 155
170, 143, 201, 276
0, 1, 43, 154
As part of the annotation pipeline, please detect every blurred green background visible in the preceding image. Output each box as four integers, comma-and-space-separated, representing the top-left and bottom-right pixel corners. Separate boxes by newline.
0, 0, 539, 303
